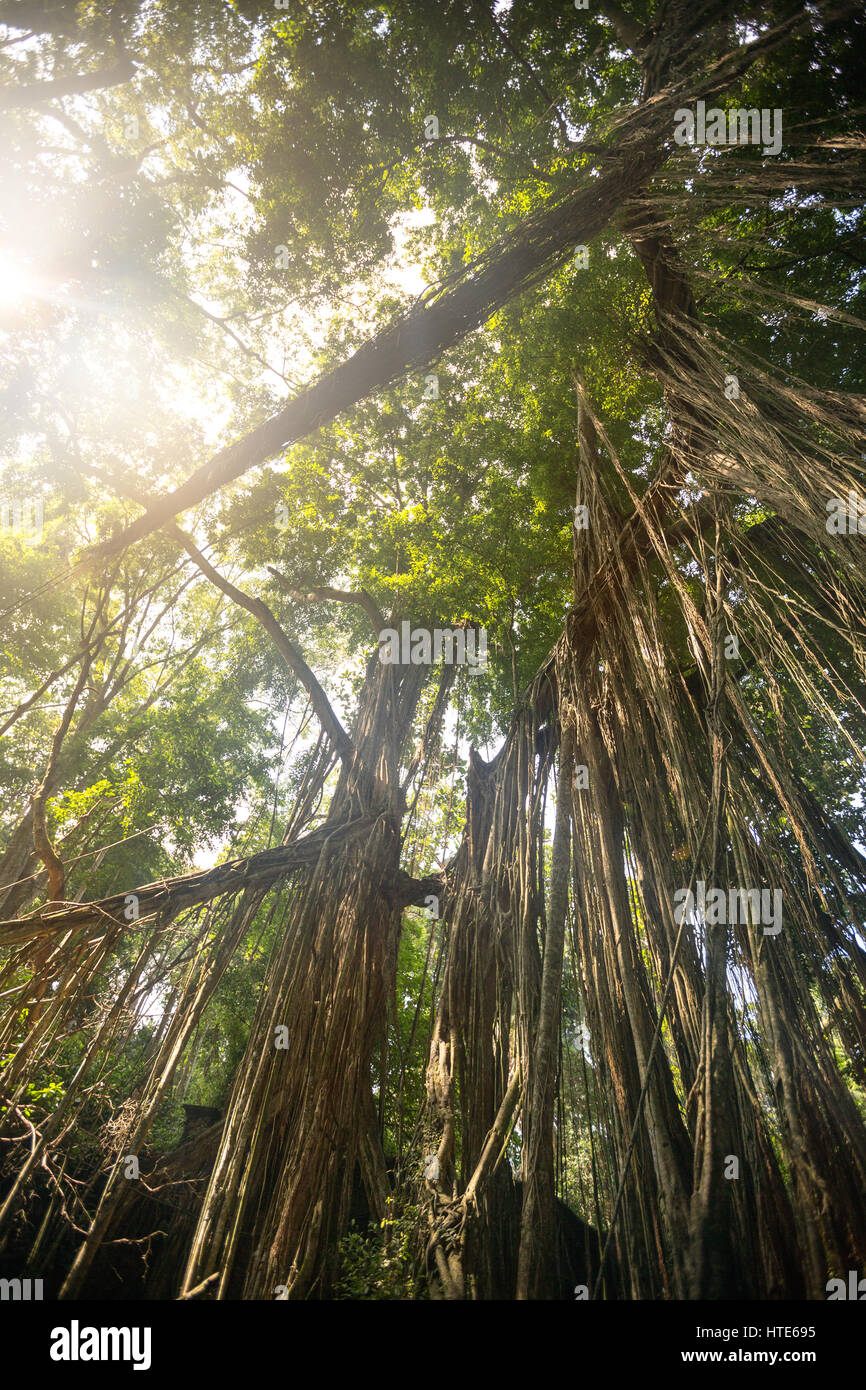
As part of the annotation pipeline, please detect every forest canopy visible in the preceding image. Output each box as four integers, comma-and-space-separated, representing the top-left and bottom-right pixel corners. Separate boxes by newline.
0, 0, 865, 1314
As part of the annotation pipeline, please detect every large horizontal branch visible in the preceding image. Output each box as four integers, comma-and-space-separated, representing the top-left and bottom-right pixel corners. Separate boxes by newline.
80, 121, 673, 568
74, 7, 815, 575
171, 526, 355, 764
0, 814, 380, 948
388, 867, 448, 911
266, 569, 385, 633
0, 56, 136, 109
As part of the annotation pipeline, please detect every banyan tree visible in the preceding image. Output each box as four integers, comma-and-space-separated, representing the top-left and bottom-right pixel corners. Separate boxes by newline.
0, 0, 864, 1305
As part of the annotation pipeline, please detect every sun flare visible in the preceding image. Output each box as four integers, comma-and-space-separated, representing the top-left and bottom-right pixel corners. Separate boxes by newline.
0, 249, 42, 310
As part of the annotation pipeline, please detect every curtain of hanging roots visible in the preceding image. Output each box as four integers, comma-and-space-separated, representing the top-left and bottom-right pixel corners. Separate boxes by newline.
550, 268, 866, 1297
420, 684, 555, 1298
0, 731, 338, 1297
176, 651, 428, 1300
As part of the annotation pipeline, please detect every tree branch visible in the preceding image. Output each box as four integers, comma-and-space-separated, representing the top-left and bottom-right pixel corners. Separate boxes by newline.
0, 56, 136, 110
79, 110, 671, 567
171, 527, 355, 765
0, 814, 379, 947
388, 868, 447, 910
265, 569, 384, 633
73, 9, 813, 572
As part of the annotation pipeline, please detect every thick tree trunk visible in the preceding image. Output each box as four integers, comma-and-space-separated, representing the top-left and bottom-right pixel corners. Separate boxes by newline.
179, 657, 427, 1299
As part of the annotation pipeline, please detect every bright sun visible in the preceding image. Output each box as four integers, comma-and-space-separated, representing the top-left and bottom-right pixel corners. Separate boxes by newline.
0, 250, 42, 309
